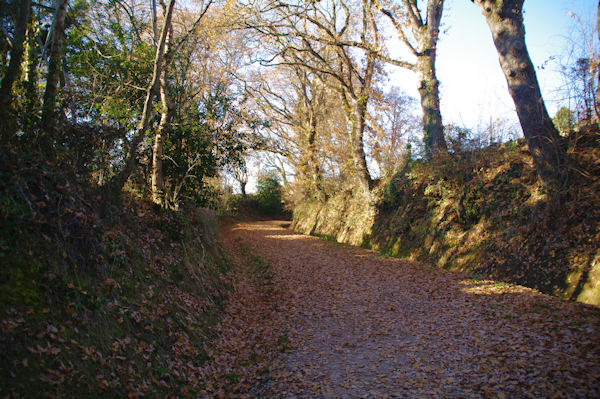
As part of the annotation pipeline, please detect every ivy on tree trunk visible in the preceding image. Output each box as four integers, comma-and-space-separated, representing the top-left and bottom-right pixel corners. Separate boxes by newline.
41, 0, 69, 136
0, 0, 31, 136
416, 50, 446, 158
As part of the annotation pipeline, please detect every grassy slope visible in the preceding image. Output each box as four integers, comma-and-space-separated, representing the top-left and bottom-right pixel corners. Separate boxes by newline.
0, 155, 235, 397
293, 128, 600, 305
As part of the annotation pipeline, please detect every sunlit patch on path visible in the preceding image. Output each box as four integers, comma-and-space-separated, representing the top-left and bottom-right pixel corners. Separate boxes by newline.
219, 220, 600, 398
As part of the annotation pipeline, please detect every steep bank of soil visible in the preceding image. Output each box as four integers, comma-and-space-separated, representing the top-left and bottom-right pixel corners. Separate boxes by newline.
0, 201, 233, 397
292, 187, 374, 247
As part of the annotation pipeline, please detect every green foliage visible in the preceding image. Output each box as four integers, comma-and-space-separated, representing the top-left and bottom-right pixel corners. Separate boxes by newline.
553, 107, 574, 135
1, 0, 264, 211
66, 0, 154, 129
161, 92, 259, 207
255, 171, 283, 215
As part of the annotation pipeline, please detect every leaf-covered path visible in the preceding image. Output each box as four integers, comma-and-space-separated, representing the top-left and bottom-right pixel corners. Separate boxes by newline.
215, 221, 600, 398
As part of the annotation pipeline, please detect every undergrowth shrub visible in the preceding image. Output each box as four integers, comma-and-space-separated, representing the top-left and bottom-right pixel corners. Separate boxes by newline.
256, 172, 283, 216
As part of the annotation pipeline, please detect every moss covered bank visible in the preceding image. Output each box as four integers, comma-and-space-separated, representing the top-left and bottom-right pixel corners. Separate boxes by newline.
292, 135, 600, 306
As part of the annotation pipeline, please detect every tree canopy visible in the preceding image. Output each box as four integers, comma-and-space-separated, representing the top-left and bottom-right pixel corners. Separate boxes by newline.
0, 0, 597, 204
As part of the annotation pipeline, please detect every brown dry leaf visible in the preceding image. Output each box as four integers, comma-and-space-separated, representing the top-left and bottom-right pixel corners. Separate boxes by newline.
212, 220, 600, 398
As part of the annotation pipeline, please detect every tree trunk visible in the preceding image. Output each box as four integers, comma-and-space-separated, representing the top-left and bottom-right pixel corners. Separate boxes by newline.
307, 114, 326, 201
474, 0, 566, 186
151, 31, 174, 205
379, 0, 447, 158
340, 50, 375, 194
352, 99, 373, 193
41, 0, 68, 134
339, 90, 372, 194
24, 13, 40, 130
416, 50, 446, 158
151, 96, 170, 204
299, 109, 327, 201
0, 0, 31, 103
106, 0, 175, 195
596, 1, 600, 113
0, 0, 31, 138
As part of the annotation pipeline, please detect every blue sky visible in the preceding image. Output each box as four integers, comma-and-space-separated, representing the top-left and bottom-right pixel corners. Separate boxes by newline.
391, 0, 598, 131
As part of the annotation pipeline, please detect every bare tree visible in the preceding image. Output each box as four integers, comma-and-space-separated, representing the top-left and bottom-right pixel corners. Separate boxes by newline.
557, 8, 600, 123
250, 62, 329, 200
293, 67, 328, 200
250, 0, 381, 193
472, 0, 566, 187
367, 88, 419, 176
230, 160, 249, 196
376, 0, 447, 158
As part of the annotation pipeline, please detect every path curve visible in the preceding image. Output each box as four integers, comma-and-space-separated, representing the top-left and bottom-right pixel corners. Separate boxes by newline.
220, 220, 600, 398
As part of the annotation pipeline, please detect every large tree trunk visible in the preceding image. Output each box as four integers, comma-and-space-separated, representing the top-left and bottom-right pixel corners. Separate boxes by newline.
413, 0, 446, 158
295, 72, 327, 201
298, 96, 326, 201
341, 51, 375, 194
474, 0, 566, 186
0, 0, 31, 143
379, 0, 447, 158
0, 0, 31, 139
41, 0, 68, 134
304, 112, 327, 201
339, 93, 372, 194
415, 51, 446, 158
106, 0, 175, 195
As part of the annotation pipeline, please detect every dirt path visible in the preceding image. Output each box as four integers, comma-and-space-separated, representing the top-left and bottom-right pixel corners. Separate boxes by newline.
217, 220, 600, 398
